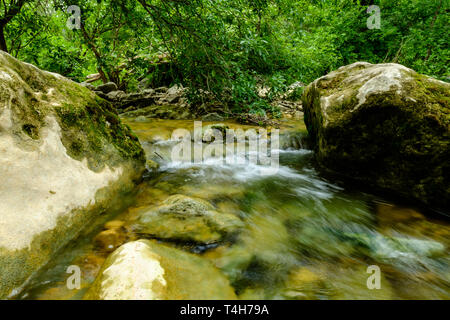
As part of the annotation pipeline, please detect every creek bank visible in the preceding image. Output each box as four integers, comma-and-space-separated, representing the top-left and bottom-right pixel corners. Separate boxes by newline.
302, 62, 449, 211
82, 80, 304, 124
81, 82, 194, 119
0, 51, 146, 298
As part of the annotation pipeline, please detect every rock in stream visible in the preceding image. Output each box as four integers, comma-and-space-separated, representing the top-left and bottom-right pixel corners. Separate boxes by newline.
302, 62, 450, 210
0, 51, 146, 298
84, 240, 237, 300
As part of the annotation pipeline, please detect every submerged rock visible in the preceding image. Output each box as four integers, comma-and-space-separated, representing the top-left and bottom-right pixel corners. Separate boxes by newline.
84, 240, 237, 300
137, 195, 244, 244
282, 267, 326, 300
146, 159, 160, 171
327, 264, 394, 300
302, 62, 450, 210
80, 82, 96, 91
104, 220, 126, 231
180, 184, 245, 201
94, 229, 127, 253
0, 51, 145, 298
237, 113, 279, 127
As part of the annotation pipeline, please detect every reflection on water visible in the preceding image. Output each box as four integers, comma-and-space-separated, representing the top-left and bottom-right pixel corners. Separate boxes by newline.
19, 118, 450, 300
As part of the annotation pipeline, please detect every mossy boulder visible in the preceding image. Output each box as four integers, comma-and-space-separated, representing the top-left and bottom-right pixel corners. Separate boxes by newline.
137, 195, 244, 244
302, 62, 449, 210
84, 240, 237, 300
0, 51, 146, 298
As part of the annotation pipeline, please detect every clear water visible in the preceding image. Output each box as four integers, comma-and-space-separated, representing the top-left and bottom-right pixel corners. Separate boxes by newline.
18, 118, 450, 300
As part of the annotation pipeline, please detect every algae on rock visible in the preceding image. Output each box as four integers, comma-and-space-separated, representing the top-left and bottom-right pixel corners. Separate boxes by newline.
137, 195, 244, 244
302, 62, 449, 210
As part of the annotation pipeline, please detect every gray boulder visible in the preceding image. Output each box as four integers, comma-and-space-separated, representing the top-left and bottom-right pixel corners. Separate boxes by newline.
106, 90, 127, 102
80, 82, 96, 91
302, 62, 450, 210
97, 82, 118, 94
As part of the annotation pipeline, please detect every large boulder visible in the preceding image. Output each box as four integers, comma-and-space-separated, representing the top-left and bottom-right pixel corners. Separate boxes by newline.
0, 52, 146, 298
84, 240, 237, 300
302, 62, 449, 210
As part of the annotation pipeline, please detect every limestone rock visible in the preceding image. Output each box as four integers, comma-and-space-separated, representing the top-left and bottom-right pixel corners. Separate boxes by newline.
164, 84, 184, 104
94, 229, 127, 253
302, 62, 450, 210
97, 82, 118, 94
202, 112, 225, 122
121, 104, 193, 120
93, 90, 108, 100
0, 51, 145, 298
106, 90, 127, 102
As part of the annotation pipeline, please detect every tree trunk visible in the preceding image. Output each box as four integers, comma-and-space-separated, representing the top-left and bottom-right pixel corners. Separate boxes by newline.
425, 0, 443, 61
0, 26, 8, 53
80, 23, 108, 83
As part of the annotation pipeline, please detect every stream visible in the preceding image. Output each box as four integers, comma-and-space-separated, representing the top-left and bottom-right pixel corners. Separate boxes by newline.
18, 117, 450, 300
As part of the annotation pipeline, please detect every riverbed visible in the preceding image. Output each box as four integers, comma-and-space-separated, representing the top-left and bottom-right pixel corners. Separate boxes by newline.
18, 117, 450, 300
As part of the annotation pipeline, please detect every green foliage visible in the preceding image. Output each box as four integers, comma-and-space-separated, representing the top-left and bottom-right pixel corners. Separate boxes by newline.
1, 0, 448, 115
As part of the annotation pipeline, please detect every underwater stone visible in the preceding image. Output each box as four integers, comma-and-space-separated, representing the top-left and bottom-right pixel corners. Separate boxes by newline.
137, 195, 244, 244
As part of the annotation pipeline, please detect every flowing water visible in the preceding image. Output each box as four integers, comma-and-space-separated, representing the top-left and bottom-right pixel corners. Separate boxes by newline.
18, 118, 450, 300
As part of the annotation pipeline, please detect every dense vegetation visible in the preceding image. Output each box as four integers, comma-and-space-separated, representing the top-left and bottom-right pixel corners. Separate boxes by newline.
1, 0, 448, 115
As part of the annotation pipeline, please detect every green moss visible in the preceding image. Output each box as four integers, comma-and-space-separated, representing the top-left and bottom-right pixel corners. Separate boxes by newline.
302, 63, 450, 210
0, 51, 147, 299
54, 98, 145, 172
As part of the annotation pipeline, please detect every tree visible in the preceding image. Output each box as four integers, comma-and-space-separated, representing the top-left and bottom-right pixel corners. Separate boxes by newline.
3, 0, 448, 113
136, 0, 281, 114
0, 0, 26, 52
55, 0, 152, 87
